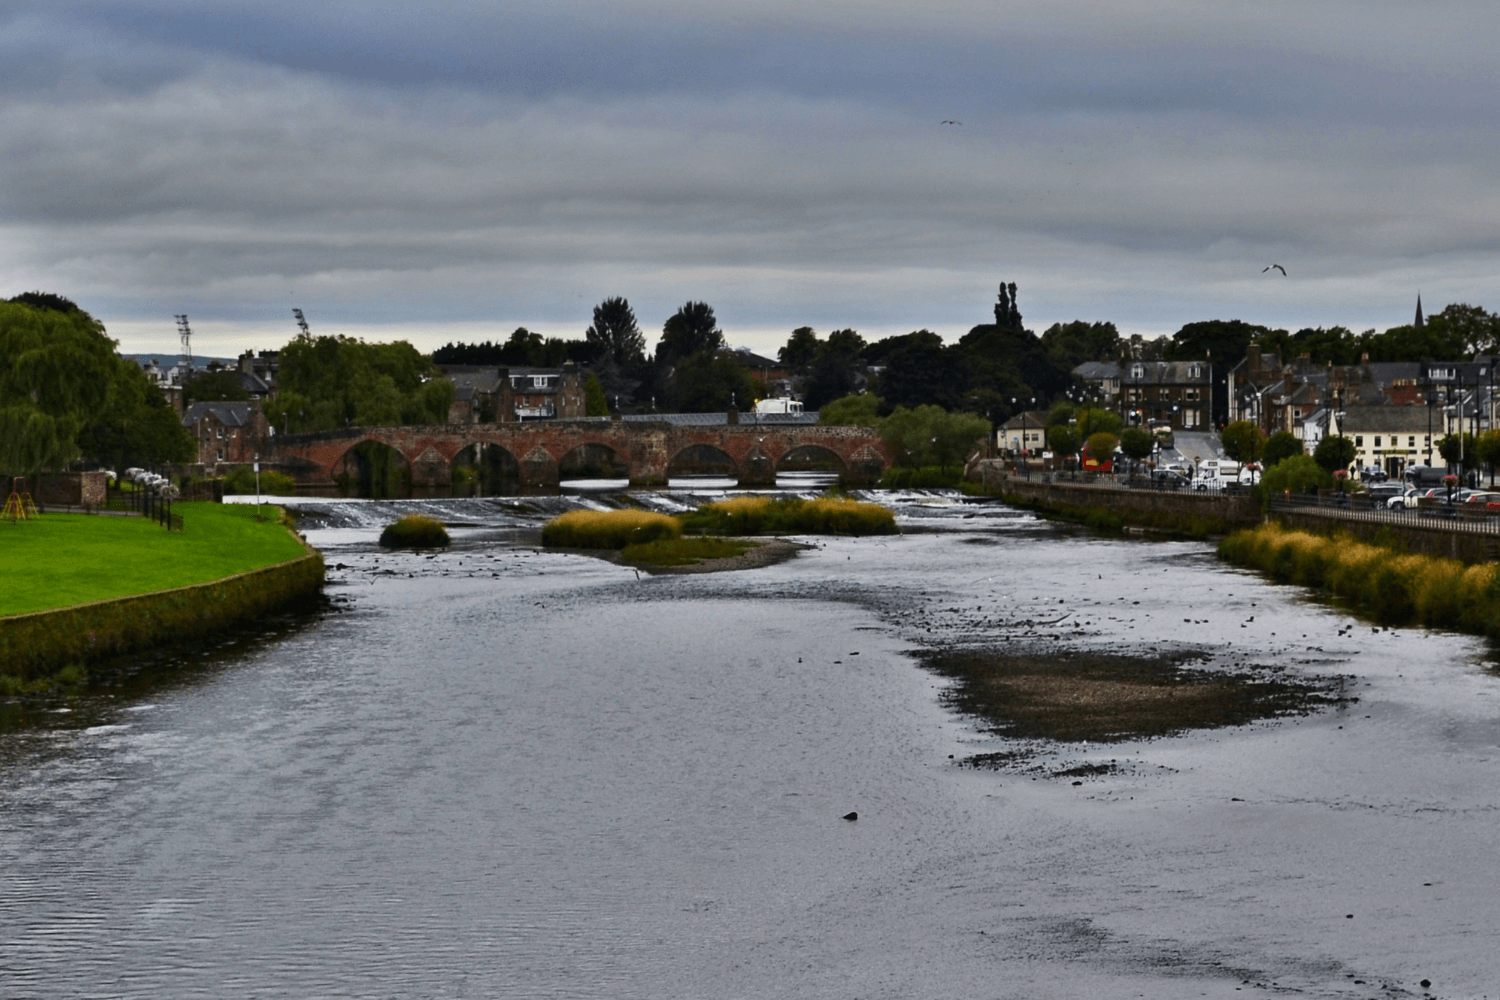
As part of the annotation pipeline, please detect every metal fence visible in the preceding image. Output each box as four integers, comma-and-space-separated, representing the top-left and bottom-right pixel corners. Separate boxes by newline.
1269, 492, 1500, 536
102, 487, 184, 531
1002, 468, 1242, 495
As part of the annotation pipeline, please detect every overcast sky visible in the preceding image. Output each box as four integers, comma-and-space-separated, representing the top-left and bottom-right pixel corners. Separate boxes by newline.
5, 1, 1499, 359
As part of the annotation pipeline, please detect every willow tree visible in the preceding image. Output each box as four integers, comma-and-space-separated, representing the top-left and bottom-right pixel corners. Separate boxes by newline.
0, 300, 118, 479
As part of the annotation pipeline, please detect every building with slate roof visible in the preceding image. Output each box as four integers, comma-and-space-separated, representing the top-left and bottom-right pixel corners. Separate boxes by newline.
181, 400, 271, 470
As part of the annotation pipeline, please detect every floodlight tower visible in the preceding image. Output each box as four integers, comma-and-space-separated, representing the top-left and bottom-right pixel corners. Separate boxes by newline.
293, 308, 310, 336
175, 314, 193, 369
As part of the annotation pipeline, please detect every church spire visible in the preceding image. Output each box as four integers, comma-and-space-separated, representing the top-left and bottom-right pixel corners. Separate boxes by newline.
1414, 293, 1425, 328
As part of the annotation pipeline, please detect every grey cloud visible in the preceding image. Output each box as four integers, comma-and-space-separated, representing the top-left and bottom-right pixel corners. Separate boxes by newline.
3, 2, 1500, 344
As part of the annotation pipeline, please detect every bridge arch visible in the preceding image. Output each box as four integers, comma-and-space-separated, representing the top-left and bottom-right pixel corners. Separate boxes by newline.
776, 444, 847, 480
667, 443, 737, 481
333, 439, 412, 498
452, 442, 521, 496
559, 442, 628, 483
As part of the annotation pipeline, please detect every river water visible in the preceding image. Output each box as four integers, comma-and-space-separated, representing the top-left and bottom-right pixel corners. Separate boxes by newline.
3, 488, 1498, 998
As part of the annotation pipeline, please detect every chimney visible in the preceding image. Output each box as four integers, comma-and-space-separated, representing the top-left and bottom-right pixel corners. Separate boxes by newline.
1247, 344, 1262, 373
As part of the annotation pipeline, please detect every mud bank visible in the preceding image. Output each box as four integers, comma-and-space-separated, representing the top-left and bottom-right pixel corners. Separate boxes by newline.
923, 647, 1351, 745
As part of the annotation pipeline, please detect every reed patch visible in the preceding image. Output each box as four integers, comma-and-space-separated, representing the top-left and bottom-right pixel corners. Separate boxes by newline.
1218, 523, 1500, 633
620, 537, 757, 567
680, 495, 896, 536
541, 509, 682, 549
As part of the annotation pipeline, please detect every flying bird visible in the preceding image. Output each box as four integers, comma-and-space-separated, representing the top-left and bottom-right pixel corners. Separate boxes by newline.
1262, 264, 1287, 275
940, 120, 962, 125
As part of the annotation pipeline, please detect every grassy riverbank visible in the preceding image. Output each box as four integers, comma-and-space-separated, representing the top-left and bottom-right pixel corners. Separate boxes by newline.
0, 503, 309, 617
1218, 522, 1500, 633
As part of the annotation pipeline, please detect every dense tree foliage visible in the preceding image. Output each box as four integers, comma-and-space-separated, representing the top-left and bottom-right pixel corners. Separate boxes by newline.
1119, 427, 1155, 469
183, 369, 250, 404
79, 356, 194, 472
818, 395, 987, 469
1260, 454, 1331, 497
0, 297, 191, 476
432, 328, 600, 368
817, 393, 880, 427
265, 334, 454, 433
1221, 420, 1266, 464
584, 373, 609, 416
1040, 321, 1121, 371
1085, 432, 1119, 465
1264, 430, 1304, 467
1313, 434, 1356, 473
878, 405, 991, 470
585, 297, 647, 367
1047, 424, 1080, 461
657, 302, 724, 367
1077, 407, 1123, 439
670, 351, 759, 413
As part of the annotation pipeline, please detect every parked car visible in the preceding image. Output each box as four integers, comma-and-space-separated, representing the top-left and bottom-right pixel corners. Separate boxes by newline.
1360, 465, 1389, 482
1388, 488, 1422, 510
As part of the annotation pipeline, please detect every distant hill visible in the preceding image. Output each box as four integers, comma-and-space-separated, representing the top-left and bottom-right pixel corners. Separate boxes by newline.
122, 353, 236, 369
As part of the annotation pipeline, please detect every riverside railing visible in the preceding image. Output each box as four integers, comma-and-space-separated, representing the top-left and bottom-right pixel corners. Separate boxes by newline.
1269, 492, 1500, 536
102, 486, 184, 531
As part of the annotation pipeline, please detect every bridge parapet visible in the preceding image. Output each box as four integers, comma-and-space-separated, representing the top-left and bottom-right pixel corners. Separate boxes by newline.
267, 419, 888, 490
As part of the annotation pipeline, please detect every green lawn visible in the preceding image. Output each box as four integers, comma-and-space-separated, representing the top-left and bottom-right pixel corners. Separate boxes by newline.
0, 503, 310, 616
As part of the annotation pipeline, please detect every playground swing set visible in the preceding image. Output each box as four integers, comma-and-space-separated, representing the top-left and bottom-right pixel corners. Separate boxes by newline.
4, 478, 39, 523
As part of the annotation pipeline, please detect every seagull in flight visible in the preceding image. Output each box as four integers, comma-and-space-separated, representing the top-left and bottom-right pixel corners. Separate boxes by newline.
1262, 264, 1287, 275
940, 120, 962, 125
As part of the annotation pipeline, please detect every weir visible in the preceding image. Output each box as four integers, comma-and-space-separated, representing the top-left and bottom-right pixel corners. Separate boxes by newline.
266, 419, 889, 490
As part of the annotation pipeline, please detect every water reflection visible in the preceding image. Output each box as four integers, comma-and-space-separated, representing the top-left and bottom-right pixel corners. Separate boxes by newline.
2, 491, 1497, 996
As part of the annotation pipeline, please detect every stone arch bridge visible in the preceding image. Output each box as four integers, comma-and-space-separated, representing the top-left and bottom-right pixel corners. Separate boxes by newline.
267, 419, 889, 489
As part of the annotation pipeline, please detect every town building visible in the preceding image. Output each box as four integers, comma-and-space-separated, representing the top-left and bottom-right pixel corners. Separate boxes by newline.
1114, 360, 1212, 431
997, 410, 1050, 455
1334, 406, 1440, 479
181, 400, 272, 470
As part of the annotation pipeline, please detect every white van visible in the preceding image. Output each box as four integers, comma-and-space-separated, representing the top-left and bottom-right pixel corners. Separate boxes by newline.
753, 397, 804, 415
1195, 458, 1240, 487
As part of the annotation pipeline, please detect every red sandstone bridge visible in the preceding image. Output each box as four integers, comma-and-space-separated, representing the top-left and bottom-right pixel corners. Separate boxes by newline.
267, 419, 890, 489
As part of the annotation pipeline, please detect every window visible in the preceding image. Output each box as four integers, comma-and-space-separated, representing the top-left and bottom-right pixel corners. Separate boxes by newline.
1131, 364, 1144, 379
1374, 436, 1382, 447
1188, 365, 1201, 378
1409, 436, 1416, 447
1355, 436, 1364, 446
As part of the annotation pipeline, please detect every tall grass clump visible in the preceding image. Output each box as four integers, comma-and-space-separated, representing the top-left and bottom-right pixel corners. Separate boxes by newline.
541, 509, 681, 549
682, 495, 896, 536
379, 514, 450, 549
1218, 522, 1500, 633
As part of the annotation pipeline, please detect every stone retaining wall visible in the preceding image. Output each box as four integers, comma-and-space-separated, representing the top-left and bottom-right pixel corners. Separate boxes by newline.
973, 461, 1261, 528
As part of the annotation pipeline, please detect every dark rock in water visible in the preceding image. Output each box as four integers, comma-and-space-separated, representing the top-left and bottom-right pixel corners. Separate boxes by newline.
1421, 980, 1431, 988
1072, 780, 1083, 786
842, 812, 858, 821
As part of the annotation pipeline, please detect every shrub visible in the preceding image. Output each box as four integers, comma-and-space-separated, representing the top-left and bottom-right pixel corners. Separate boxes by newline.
541, 509, 681, 549
222, 465, 298, 496
379, 514, 450, 549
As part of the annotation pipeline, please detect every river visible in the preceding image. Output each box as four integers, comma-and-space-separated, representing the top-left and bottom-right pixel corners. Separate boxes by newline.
2, 488, 1496, 998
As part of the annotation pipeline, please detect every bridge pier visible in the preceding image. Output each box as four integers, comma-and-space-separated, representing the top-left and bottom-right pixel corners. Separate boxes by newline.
519, 446, 560, 490
736, 447, 776, 487
842, 445, 887, 487
410, 447, 452, 488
